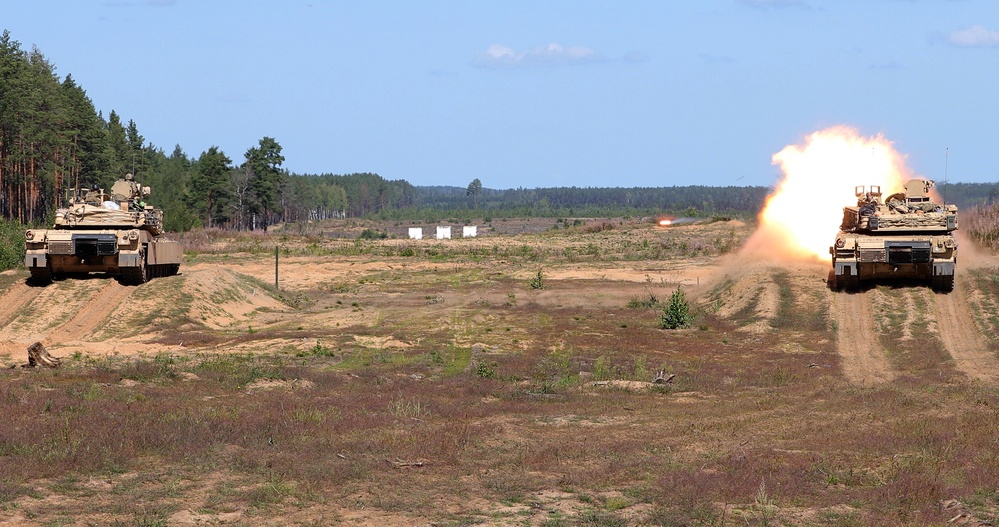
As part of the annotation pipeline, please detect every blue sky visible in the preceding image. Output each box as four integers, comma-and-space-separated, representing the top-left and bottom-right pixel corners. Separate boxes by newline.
5, 0, 998, 188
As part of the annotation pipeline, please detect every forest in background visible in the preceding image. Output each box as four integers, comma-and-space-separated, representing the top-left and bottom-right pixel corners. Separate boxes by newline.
2, 28, 998, 246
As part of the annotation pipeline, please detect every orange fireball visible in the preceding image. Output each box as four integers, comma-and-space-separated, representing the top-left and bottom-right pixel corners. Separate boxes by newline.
744, 126, 915, 261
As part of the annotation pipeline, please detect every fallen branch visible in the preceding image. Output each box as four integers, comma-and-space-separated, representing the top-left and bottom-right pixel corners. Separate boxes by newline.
386, 458, 425, 468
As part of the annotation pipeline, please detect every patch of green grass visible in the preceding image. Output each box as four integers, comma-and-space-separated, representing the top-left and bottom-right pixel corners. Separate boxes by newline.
195, 353, 285, 389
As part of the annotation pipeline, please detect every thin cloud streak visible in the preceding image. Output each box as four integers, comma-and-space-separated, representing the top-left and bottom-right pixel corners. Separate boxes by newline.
473, 43, 605, 68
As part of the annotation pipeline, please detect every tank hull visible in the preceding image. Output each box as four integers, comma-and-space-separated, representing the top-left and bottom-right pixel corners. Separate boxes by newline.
830, 179, 958, 293
24, 218, 182, 285
830, 233, 956, 292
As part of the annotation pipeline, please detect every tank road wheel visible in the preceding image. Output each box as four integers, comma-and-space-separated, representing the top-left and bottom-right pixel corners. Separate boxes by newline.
932, 274, 954, 293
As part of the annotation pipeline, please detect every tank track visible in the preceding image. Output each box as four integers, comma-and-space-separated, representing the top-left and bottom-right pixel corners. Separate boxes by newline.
119, 261, 180, 286
832, 272, 860, 292
932, 274, 954, 293
27, 267, 52, 286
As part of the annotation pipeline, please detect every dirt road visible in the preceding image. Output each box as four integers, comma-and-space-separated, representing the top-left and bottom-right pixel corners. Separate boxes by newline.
934, 277, 999, 382
834, 291, 896, 384
45, 281, 133, 344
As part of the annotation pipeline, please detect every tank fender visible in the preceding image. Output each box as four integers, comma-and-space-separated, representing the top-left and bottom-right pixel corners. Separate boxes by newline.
933, 262, 955, 276
835, 262, 858, 276
25, 251, 47, 269
118, 250, 142, 268
147, 240, 183, 265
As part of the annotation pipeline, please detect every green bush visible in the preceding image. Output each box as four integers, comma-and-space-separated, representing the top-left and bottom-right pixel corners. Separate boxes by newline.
659, 287, 694, 329
0, 219, 25, 271
529, 269, 545, 290
358, 228, 387, 240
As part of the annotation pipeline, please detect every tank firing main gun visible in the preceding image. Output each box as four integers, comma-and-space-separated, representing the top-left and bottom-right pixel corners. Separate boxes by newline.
830, 178, 958, 292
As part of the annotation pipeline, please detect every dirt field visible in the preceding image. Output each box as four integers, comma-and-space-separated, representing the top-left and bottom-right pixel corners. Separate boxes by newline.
0, 218, 998, 526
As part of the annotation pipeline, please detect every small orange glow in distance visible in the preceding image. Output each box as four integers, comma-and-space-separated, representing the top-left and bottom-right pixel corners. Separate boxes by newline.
659, 219, 672, 226
745, 126, 913, 261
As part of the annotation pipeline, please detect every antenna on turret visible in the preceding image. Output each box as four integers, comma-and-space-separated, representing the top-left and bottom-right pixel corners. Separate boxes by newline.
943, 147, 949, 205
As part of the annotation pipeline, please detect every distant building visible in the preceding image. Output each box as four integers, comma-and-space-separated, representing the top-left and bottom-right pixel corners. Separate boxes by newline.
408, 227, 423, 240
463, 226, 478, 238
436, 226, 452, 239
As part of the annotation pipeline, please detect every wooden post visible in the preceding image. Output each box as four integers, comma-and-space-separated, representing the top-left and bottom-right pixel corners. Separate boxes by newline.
275, 245, 279, 291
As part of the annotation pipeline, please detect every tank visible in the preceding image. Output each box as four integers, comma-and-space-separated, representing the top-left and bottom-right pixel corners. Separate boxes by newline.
829, 178, 957, 292
23, 173, 183, 285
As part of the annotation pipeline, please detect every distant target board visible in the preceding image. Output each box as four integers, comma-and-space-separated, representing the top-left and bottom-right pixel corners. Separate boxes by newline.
410, 226, 477, 239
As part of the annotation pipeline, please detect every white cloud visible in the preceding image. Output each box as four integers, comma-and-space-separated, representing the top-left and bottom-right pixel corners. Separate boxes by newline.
474, 43, 604, 68
948, 25, 999, 47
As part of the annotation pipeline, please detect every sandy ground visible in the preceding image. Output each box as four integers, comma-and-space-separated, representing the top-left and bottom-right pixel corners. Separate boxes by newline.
0, 226, 995, 384
1, 221, 998, 526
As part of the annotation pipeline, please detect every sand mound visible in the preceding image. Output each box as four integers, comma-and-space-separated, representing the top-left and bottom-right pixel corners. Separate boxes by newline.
183, 267, 286, 329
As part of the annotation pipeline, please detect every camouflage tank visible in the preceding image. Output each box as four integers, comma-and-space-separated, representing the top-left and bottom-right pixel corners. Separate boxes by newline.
830, 178, 957, 292
24, 173, 183, 285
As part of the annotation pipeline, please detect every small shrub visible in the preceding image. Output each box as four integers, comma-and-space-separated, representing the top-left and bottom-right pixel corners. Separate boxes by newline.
627, 292, 661, 309
593, 355, 612, 380
584, 221, 614, 233
529, 269, 545, 290
358, 228, 387, 240
475, 361, 496, 379
308, 340, 334, 357
659, 287, 694, 329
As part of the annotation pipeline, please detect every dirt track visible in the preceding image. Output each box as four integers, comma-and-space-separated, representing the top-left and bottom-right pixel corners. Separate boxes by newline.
934, 276, 999, 382
45, 281, 133, 345
834, 290, 896, 384
0, 281, 42, 328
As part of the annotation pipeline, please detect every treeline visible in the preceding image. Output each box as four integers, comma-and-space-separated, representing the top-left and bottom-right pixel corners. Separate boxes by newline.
937, 182, 999, 210
413, 185, 770, 219
0, 30, 354, 231
0, 31, 122, 224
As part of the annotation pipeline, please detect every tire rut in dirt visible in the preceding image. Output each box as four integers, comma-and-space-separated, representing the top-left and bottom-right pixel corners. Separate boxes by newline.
0, 282, 44, 329
46, 281, 134, 344
834, 291, 896, 384
934, 276, 999, 383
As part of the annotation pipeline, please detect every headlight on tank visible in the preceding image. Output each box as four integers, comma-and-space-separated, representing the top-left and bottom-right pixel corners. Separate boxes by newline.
835, 238, 845, 248
128, 230, 139, 240
24, 230, 33, 241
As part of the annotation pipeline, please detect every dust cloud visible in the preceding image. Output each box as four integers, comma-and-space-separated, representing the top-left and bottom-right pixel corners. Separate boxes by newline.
740, 126, 915, 262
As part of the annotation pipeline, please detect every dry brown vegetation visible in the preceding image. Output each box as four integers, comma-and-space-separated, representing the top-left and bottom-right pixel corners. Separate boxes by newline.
966, 203, 999, 249
0, 218, 998, 526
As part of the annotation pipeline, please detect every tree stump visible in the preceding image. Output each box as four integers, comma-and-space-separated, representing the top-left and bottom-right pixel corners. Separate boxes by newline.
26, 342, 61, 368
